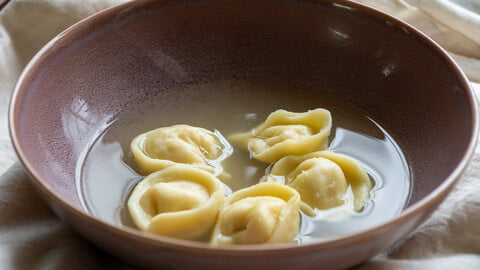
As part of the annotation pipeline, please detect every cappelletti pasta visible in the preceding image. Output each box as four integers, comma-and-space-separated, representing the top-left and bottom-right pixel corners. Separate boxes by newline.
228, 109, 332, 163
266, 151, 372, 215
125, 106, 378, 244
127, 166, 225, 240
130, 125, 232, 176
210, 182, 301, 245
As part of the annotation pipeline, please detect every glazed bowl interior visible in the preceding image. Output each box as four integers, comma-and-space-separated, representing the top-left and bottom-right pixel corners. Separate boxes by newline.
10, 0, 477, 269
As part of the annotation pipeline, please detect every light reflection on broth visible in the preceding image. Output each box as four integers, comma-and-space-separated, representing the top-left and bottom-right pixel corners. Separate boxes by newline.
78, 80, 411, 243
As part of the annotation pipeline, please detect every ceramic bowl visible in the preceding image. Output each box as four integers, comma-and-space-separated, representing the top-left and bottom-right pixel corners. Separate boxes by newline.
9, 0, 478, 269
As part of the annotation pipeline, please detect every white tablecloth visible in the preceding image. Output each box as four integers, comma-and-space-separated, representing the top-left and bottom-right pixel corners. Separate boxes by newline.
1, 0, 479, 269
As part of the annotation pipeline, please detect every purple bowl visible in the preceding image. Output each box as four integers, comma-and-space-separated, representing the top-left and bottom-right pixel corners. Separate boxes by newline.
9, 0, 478, 269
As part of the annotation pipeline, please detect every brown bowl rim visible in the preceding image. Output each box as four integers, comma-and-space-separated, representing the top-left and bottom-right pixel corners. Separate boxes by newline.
8, 0, 479, 255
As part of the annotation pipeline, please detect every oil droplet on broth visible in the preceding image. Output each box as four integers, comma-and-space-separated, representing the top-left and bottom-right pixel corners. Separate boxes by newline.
78, 80, 410, 243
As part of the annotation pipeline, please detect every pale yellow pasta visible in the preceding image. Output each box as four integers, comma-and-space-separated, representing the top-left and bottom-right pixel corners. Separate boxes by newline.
210, 182, 300, 245
127, 166, 225, 240
228, 109, 332, 163
267, 151, 371, 216
130, 125, 232, 176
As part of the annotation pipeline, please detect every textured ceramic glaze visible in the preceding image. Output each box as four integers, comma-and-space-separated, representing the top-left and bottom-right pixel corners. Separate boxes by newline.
9, 0, 478, 269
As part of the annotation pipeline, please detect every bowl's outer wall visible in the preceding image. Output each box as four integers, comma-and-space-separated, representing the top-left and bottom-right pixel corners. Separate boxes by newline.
11, 0, 476, 269
56, 188, 440, 270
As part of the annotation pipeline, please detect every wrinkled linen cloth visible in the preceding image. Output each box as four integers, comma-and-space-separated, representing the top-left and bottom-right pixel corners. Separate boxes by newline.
0, 0, 479, 269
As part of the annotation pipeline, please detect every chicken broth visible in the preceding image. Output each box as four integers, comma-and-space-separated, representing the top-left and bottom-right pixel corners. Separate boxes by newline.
78, 80, 411, 243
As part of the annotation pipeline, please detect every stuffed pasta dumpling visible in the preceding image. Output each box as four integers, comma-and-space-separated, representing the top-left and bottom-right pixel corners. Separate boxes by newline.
210, 182, 300, 245
267, 151, 372, 216
228, 109, 332, 163
128, 166, 225, 240
131, 125, 232, 176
